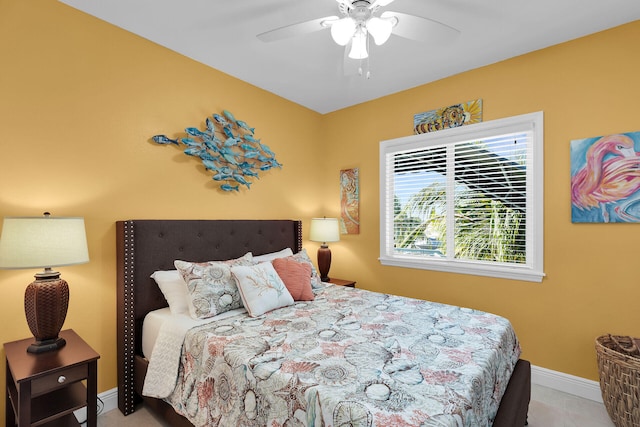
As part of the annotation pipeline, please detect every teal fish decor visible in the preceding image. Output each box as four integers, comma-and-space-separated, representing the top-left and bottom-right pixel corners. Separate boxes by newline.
152, 110, 282, 192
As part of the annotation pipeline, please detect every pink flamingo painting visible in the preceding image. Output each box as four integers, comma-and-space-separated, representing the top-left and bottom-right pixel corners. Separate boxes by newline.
571, 134, 640, 222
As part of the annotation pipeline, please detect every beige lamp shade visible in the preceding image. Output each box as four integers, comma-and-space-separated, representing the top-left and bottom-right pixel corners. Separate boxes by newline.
309, 217, 340, 244
0, 216, 89, 269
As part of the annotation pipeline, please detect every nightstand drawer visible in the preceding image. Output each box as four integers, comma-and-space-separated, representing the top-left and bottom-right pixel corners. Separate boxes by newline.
31, 364, 87, 397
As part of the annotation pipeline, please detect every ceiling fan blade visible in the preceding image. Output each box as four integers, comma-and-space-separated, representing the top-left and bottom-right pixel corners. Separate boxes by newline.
257, 16, 338, 42
370, 0, 395, 8
381, 11, 460, 44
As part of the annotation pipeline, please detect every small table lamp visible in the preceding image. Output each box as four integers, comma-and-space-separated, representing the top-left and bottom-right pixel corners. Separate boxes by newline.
0, 213, 89, 353
309, 217, 340, 282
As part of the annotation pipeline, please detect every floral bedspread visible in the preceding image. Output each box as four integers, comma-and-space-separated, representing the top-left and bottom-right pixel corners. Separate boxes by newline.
163, 284, 520, 427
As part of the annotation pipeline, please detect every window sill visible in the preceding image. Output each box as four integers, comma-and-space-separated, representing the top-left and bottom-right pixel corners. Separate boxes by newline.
379, 256, 545, 283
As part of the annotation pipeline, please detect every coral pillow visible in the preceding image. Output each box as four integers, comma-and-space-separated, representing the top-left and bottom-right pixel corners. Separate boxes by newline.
272, 257, 315, 301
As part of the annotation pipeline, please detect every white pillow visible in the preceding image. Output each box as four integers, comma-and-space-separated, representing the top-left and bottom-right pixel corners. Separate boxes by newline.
231, 262, 294, 317
252, 247, 293, 262
150, 270, 190, 315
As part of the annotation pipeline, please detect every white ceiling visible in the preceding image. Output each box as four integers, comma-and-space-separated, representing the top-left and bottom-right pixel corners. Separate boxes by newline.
58, 0, 640, 114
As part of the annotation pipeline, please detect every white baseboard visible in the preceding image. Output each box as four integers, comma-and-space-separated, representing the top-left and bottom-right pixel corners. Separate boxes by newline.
89, 366, 603, 419
531, 364, 603, 403
98, 387, 119, 413
75, 387, 118, 421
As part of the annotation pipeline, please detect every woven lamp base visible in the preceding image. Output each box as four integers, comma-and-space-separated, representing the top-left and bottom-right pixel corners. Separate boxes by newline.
24, 273, 69, 353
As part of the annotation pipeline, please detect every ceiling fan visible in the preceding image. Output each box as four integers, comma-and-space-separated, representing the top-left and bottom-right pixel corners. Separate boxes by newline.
257, 0, 460, 71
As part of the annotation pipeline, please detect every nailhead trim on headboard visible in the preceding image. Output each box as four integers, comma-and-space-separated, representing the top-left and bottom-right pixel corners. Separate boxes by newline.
296, 220, 302, 254
118, 220, 136, 415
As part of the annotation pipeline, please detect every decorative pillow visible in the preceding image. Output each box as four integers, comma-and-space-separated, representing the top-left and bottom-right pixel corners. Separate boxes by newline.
175, 253, 254, 319
272, 257, 314, 301
231, 262, 294, 317
253, 247, 293, 262
150, 270, 190, 315
290, 248, 323, 288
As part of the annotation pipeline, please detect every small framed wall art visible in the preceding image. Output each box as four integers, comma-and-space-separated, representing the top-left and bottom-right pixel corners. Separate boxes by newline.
414, 99, 483, 134
340, 168, 359, 234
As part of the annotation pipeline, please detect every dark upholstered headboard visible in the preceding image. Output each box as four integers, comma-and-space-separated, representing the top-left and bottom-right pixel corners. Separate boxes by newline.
116, 219, 302, 415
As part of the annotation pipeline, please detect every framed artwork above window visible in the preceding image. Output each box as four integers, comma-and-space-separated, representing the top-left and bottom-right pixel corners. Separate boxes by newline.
379, 111, 544, 283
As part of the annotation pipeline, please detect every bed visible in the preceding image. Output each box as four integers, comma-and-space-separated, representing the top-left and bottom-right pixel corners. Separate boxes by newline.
116, 219, 531, 426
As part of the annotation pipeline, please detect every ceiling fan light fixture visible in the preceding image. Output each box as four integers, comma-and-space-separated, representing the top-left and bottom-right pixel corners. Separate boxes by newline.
366, 16, 393, 45
331, 17, 356, 46
348, 28, 368, 59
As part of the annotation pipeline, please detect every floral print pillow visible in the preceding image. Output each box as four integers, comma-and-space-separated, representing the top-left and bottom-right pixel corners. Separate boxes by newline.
175, 253, 253, 319
289, 248, 324, 289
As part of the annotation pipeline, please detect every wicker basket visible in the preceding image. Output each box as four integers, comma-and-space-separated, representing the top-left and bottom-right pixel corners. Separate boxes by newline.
595, 335, 640, 427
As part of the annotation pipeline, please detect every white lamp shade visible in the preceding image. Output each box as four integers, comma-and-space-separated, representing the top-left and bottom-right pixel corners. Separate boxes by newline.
348, 29, 369, 59
0, 216, 89, 269
309, 218, 340, 243
331, 17, 356, 46
366, 17, 393, 45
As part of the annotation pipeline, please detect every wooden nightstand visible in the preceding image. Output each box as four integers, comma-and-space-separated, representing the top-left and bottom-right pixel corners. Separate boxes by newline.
4, 329, 100, 427
328, 278, 356, 288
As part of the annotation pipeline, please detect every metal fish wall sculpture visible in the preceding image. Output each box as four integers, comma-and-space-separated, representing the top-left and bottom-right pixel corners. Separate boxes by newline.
153, 110, 282, 192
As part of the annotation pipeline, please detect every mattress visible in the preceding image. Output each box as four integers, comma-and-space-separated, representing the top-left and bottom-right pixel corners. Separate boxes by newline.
142, 307, 172, 359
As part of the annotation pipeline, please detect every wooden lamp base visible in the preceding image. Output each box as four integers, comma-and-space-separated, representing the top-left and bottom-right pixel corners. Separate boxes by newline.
317, 244, 332, 282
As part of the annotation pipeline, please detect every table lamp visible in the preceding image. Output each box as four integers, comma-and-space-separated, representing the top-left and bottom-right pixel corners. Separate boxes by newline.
0, 213, 89, 353
309, 217, 340, 282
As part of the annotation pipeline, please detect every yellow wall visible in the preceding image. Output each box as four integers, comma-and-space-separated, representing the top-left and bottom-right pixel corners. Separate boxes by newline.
323, 20, 640, 381
0, 0, 324, 419
1, 0, 639, 419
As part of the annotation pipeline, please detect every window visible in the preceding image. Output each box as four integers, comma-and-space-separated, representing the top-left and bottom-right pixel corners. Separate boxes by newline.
379, 111, 544, 282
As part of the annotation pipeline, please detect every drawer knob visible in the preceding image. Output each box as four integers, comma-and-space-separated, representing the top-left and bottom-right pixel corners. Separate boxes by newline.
58, 375, 66, 384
